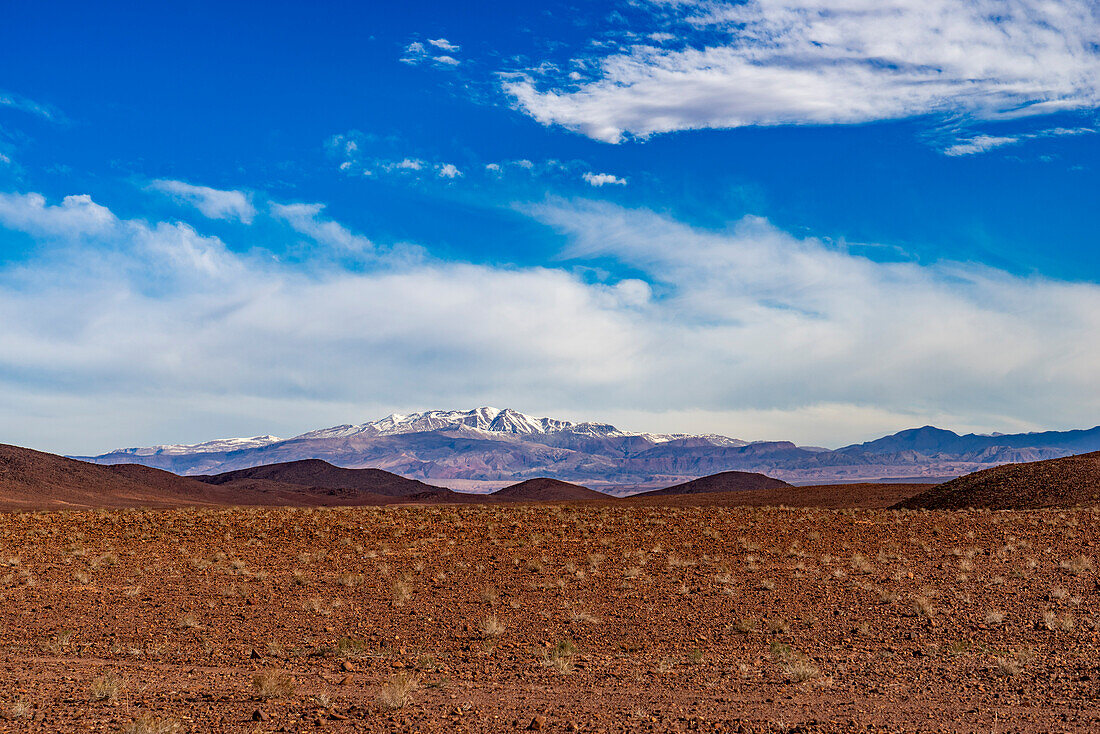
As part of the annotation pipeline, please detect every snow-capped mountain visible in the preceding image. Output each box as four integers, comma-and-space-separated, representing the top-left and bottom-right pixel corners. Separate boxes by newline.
285, 407, 738, 443
76, 409, 1100, 490
294, 407, 605, 439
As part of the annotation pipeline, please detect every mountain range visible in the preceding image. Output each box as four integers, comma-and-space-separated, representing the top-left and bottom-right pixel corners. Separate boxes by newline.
76, 407, 1100, 492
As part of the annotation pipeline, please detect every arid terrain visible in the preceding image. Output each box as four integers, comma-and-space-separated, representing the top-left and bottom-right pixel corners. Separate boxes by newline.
1, 499, 1099, 732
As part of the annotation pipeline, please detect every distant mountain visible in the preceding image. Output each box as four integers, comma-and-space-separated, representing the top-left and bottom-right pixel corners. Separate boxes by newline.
840, 425, 1100, 460
76, 408, 1100, 489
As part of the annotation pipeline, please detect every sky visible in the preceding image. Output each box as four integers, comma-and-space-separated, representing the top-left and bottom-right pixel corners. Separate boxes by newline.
1, 0, 1099, 454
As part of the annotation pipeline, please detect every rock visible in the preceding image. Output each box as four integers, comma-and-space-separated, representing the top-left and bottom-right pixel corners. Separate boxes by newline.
528, 715, 547, 730
251, 709, 270, 721
340, 660, 356, 672
249, 648, 263, 659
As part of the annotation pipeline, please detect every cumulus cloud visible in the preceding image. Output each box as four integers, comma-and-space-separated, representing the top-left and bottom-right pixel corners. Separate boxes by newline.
437, 163, 463, 178
149, 180, 256, 223
505, 0, 1100, 142
3, 190, 1100, 453
582, 172, 627, 187
0, 192, 117, 237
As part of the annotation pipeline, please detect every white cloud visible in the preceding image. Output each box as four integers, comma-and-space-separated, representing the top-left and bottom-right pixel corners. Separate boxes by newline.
582, 172, 627, 187
432, 55, 460, 66
394, 158, 424, 171
428, 38, 460, 52
150, 180, 256, 224
4, 190, 1100, 452
505, 0, 1100, 142
437, 163, 463, 179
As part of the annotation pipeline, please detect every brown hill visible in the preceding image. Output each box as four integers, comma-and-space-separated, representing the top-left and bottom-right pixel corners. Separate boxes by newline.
629, 470, 792, 498
894, 452, 1100, 510
0, 445, 467, 510
197, 459, 457, 499
491, 478, 607, 501
0, 444, 231, 510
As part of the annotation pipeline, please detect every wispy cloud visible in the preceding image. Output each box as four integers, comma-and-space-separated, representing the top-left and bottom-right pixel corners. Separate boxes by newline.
149, 180, 256, 224
942, 135, 1022, 157
2, 189, 1100, 451
505, 0, 1100, 143
0, 91, 62, 122
270, 201, 375, 255
941, 126, 1096, 156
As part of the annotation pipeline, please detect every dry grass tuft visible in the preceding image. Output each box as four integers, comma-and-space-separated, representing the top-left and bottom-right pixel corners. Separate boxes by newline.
122, 715, 182, 734
378, 672, 418, 710
479, 615, 506, 639
89, 672, 123, 702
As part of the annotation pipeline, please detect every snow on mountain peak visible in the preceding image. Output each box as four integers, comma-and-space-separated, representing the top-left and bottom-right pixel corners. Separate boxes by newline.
285, 408, 747, 446
109, 435, 283, 457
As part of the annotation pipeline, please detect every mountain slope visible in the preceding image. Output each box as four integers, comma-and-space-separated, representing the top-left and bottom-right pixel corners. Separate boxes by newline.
894, 452, 1100, 510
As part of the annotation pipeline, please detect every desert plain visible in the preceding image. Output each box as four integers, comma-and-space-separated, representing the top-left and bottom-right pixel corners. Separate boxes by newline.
1, 495, 1098, 732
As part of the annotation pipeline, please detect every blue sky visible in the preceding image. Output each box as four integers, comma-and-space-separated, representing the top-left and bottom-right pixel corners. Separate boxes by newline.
1, 0, 1099, 453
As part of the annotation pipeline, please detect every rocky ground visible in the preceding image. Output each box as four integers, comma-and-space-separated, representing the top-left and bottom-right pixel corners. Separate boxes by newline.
0, 502, 1098, 732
